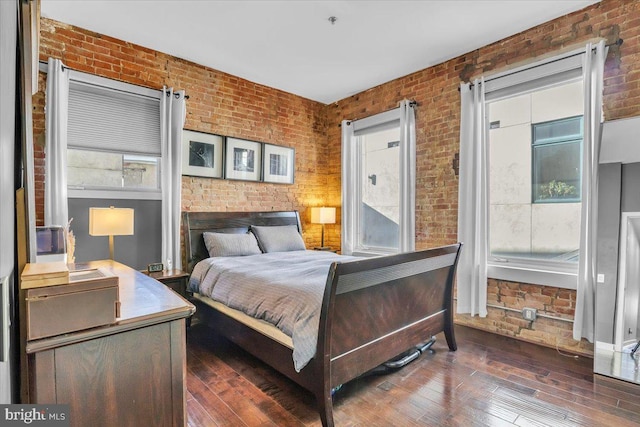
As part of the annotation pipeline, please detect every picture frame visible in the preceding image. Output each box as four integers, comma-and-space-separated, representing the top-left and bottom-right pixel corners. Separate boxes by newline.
182, 130, 224, 178
263, 144, 295, 184
225, 137, 263, 182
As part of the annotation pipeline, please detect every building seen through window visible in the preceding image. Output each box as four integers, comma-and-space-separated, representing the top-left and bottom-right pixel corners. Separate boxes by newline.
488, 80, 583, 263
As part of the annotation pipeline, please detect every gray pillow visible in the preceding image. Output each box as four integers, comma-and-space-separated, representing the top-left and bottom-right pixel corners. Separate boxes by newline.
250, 225, 306, 253
203, 232, 262, 257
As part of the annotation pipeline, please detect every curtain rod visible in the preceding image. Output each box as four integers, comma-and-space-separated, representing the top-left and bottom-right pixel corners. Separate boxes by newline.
38, 59, 189, 99
341, 100, 418, 127
463, 38, 623, 90
163, 88, 189, 100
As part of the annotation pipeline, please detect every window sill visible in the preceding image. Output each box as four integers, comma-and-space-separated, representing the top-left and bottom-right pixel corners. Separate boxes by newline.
487, 263, 577, 290
351, 251, 386, 257
351, 249, 398, 257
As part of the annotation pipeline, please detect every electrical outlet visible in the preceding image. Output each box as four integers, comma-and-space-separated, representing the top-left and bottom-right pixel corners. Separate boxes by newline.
522, 307, 537, 321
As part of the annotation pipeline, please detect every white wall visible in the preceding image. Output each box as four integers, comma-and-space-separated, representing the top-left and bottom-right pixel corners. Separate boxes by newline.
622, 218, 640, 347
600, 116, 640, 165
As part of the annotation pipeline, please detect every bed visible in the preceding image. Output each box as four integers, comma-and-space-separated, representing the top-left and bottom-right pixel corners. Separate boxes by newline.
183, 210, 462, 427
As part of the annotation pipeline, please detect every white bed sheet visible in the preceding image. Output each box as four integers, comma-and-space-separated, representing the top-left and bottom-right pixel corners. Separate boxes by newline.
189, 250, 359, 371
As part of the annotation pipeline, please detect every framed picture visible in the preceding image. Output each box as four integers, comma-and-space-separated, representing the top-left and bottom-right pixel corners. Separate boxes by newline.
263, 144, 295, 184
182, 130, 224, 178
225, 137, 262, 182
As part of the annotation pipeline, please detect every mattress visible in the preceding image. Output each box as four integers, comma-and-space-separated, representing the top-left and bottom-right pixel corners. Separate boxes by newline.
189, 250, 359, 371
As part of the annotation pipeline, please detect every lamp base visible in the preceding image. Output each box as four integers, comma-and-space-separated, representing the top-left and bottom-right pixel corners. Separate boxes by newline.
313, 246, 333, 251
109, 234, 115, 260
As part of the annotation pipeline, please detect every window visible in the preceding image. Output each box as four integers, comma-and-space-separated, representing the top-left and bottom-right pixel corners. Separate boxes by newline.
532, 116, 583, 203
458, 41, 605, 322
356, 127, 400, 252
342, 101, 415, 256
487, 75, 584, 287
42, 64, 166, 270
68, 151, 160, 191
66, 74, 162, 199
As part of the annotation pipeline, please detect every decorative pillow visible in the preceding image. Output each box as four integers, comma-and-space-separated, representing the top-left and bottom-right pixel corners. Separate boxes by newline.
250, 225, 306, 253
203, 232, 262, 257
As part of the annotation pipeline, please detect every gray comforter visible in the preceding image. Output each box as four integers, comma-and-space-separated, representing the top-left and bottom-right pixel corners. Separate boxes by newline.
189, 250, 359, 371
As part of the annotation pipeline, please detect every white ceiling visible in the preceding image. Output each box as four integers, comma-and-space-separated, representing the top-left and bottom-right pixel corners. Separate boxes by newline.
40, 0, 599, 104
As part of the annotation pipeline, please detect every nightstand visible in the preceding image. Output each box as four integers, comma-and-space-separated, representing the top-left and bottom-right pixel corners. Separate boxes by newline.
144, 269, 190, 298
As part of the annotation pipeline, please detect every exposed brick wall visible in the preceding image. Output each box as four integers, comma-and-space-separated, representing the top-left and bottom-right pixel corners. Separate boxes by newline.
455, 279, 593, 355
325, 0, 640, 355
33, 0, 640, 355
32, 73, 46, 226
34, 18, 336, 250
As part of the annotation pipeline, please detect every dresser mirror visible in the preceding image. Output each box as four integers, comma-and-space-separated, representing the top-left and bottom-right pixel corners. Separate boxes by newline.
595, 116, 640, 385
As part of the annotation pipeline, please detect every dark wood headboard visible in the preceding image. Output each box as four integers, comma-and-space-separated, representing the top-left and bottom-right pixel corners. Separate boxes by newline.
182, 211, 303, 273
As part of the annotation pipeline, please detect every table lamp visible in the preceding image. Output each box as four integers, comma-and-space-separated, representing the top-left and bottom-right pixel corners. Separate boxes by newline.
89, 206, 134, 260
311, 207, 336, 250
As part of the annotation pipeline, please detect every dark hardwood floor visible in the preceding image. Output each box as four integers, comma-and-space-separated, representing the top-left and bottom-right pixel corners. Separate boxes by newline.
186, 322, 640, 426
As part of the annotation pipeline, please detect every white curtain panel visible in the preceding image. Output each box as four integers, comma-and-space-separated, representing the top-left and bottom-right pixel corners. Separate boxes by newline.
44, 57, 69, 227
574, 40, 606, 342
399, 100, 416, 253
456, 79, 488, 317
160, 87, 186, 270
340, 119, 355, 255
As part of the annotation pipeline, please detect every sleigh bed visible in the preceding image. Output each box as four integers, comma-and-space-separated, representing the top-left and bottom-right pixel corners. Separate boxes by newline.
182, 210, 462, 427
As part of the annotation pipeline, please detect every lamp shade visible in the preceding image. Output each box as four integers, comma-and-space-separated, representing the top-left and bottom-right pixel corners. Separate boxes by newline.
89, 207, 134, 236
311, 207, 336, 225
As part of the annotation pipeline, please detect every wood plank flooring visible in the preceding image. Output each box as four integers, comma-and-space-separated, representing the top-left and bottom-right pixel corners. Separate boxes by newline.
186, 323, 640, 426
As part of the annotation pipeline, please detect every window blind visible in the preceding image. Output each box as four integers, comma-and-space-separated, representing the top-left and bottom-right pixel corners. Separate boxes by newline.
353, 108, 400, 136
67, 81, 161, 155
484, 50, 584, 101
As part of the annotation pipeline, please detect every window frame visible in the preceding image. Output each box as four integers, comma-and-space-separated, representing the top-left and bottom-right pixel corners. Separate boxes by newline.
531, 115, 584, 204
342, 106, 415, 257
487, 258, 578, 290
67, 148, 162, 198
62, 67, 163, 199
482, 53, 586, 290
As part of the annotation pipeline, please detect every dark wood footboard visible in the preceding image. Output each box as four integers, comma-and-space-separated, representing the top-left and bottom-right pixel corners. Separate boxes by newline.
182, 211, 462, 427
313, 243, 462, 426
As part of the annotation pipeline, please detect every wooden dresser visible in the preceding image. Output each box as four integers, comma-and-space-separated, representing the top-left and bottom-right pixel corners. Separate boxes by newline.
25, 260, 195, 427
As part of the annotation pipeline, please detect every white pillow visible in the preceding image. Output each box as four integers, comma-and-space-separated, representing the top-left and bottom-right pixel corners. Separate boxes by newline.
203, 232, 262, 257
250, 225, 306, 253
